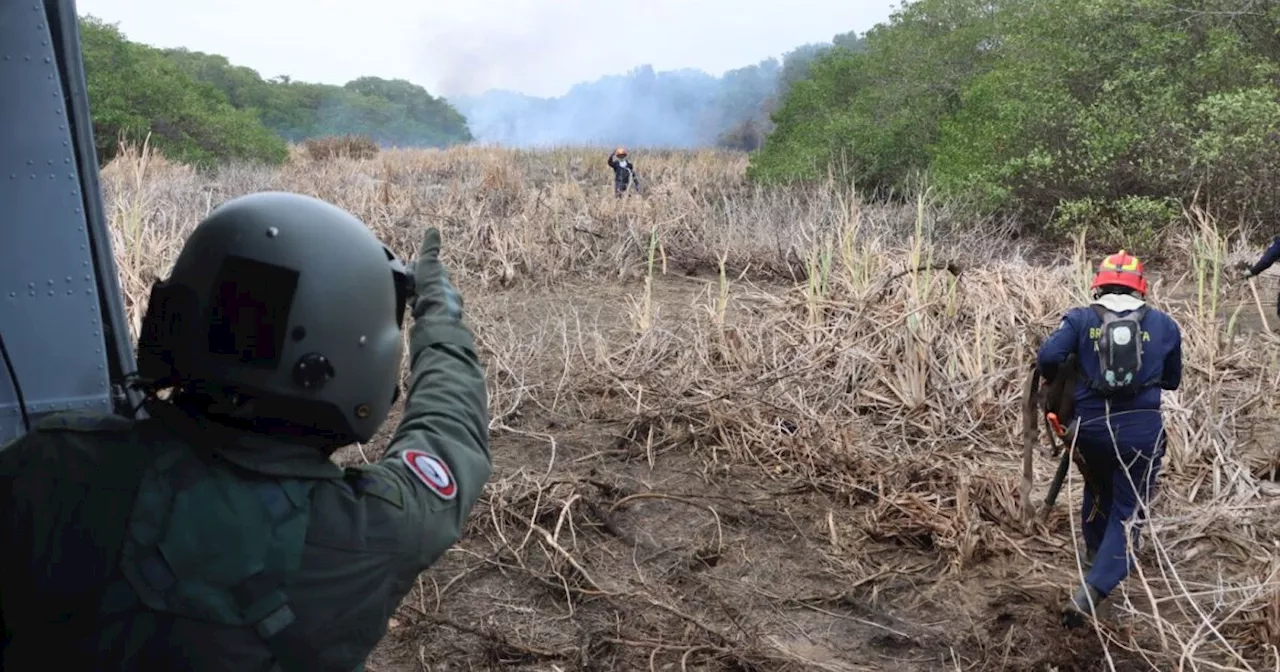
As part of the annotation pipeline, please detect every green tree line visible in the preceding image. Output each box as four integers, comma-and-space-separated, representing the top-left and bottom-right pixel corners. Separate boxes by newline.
79, 16, 472, 166
749, 0, 1280, 243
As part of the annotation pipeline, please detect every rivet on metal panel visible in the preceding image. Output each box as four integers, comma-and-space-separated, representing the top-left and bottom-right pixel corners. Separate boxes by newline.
47, 279, 53, 286
47, 291, 54, 297
28, 291, 35, 297
66, 290, 72, 296
27, 283, 34, 289
7, 292, 14, 298
27, 160, 33, 166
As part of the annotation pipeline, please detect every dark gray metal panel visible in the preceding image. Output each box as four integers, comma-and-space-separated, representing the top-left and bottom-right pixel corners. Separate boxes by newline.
0, 0, 115, 444
47, 0, 144, 419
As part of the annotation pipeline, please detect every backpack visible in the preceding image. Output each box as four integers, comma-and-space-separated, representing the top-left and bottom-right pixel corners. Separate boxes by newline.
1089, 304, 1149, 397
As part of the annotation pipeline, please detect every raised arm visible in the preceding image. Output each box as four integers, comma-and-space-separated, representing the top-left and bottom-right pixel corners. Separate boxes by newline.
368, 227, 491, 565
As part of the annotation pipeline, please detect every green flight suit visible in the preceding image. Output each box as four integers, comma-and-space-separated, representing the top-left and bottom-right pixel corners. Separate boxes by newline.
0, 255, 490, 670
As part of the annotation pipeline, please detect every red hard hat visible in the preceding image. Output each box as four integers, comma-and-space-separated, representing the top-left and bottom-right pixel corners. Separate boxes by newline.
1090, 250, 1148, 296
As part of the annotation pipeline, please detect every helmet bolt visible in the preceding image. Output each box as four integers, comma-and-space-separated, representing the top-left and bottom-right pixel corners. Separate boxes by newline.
292, 352, 334, 389
266, 226, 279, 238
355, 404, 371, 419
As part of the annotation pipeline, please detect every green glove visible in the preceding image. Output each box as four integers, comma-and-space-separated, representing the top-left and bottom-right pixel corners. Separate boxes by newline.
411, 227, 463, 321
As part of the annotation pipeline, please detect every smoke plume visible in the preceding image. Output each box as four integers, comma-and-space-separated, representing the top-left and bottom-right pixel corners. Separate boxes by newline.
447, 62, 786, 149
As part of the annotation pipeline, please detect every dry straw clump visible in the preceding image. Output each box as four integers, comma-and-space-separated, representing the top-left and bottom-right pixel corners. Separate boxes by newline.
98, 141, 1279, 671
302, 134, 381, 162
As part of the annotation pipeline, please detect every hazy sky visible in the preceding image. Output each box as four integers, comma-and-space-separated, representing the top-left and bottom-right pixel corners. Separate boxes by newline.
76, 0, 898, 98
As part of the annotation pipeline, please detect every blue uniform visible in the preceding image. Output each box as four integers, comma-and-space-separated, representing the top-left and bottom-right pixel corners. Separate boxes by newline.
607, 153, 637, 195
1247, 236, 1280, 278
1036, 300, 1182, 596
1247, 236, 1280, 317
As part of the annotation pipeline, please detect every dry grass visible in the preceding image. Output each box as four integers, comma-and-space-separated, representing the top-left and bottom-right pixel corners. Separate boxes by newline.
99, 141, 1280, 671
302, 134, 381, 162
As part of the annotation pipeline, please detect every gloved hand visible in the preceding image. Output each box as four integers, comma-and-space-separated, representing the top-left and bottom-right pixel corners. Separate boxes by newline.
411, 227, 463, 321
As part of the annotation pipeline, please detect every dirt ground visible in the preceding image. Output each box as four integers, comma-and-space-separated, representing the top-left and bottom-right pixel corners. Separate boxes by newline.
329, 271, 1278, 672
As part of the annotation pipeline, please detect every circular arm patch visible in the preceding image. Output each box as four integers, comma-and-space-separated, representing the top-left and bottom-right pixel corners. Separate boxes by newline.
401, 449, 458, 500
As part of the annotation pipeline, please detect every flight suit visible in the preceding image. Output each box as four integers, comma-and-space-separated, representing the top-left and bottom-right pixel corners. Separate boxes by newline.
0, 236, 490, 670
1037, 295, 1182, 597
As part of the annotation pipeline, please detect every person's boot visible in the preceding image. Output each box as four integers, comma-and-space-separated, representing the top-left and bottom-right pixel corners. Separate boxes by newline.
1062, 583, 1104, 628
1076, 546, 1095, 571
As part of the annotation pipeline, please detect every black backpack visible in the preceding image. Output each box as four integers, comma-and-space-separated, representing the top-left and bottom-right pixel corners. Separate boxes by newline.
1089, 304, 1149, 397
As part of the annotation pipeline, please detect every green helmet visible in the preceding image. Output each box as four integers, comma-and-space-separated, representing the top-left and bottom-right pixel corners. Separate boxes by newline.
136, 192, 414, 447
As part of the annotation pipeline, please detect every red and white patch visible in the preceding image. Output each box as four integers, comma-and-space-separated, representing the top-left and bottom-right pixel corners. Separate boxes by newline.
402, 450, 457, 500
